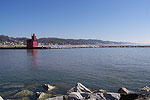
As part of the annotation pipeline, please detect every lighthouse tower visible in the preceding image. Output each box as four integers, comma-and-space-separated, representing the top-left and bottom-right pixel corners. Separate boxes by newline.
27, 33, 38, 48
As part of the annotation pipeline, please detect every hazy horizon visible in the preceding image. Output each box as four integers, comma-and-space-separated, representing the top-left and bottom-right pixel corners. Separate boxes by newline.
0, 0, 150, 44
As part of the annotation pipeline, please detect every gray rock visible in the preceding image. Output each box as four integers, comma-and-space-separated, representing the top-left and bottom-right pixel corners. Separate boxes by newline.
93, 89, 108, 93
75, 83, 92, 93
118, 87, 130, 94
118, 87, 135, 95
103, 92, 121, 100
67, 87, 75, 94
68, 92, 84, 100
89, 93, 106, 100
120, 93, 139, 100
135, 92, 150, 100
89, 92, 121, 100
36, 92, 45, 99
36, 92, 52, 100
135, 88, 150, 100
80, 93, 90, 99
42, 84, 55, 91
45, 96, 65, 100
140, 86, 150, 93
0, 96, 4, 100
135, 86, 150, 100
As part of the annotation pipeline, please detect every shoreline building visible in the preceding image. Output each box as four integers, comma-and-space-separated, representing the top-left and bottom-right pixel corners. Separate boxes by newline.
27, 33, 38, 48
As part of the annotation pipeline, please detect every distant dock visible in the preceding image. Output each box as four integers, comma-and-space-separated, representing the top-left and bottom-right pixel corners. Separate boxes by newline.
1, 45, 150, 49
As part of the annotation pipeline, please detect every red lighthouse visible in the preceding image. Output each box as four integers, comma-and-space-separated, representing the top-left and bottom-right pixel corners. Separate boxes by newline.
27, 33, 38, 48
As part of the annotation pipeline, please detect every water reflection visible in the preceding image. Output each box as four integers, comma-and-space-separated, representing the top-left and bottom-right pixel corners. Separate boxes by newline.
27, 49, 38, 67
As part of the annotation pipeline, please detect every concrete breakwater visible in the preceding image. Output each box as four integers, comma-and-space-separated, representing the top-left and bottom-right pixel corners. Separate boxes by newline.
0, 83, 150, 100
1, 45, 150, 49
0, 47, 47, 49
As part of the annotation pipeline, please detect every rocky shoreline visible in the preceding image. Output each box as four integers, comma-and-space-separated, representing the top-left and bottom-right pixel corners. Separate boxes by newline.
1, 83, 150, 100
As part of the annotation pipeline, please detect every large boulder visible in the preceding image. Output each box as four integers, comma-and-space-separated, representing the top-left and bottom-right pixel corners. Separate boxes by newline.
134, 86, 150, 100
118, 87, 139, 100
74, 83, 92, 93
0, 96, 4, 100
133, 86, 150, 100
80, 93, 91, 99
135, 92, 150, 100
68, 92, 84, 100
45, 96, 65, 100
118, 87, 130, 94
93, 89, 108, 93
42, 84, 55, 91
103, 92, 121, 100
36, 92, 52, 100
120, 93, 139, 100
89, 92, 121, 100
140, 86, 150, 93
89, 93, 106, 100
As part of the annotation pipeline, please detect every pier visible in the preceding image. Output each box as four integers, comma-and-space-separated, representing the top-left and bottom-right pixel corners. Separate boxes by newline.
1, 45, 150, 49
0, 47, 46, 49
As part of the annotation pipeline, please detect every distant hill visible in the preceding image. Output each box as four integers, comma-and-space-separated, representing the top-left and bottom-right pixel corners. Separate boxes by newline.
37, 38, 129, 45
0, 35, 130, 45
0, 35, 28, 45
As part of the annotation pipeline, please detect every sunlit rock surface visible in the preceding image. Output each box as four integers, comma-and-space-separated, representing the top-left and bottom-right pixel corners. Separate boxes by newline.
0, 96, 4, 100
42, 84, 55, 91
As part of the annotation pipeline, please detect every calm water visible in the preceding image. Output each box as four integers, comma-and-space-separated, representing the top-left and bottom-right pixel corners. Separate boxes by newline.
0, 48, 150, 95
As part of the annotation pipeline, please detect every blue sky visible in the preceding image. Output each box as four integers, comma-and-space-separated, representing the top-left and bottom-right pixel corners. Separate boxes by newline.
0, 0, 150, 43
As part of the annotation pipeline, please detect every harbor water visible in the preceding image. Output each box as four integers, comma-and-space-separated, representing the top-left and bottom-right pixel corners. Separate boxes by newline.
0, 48, 150, 98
